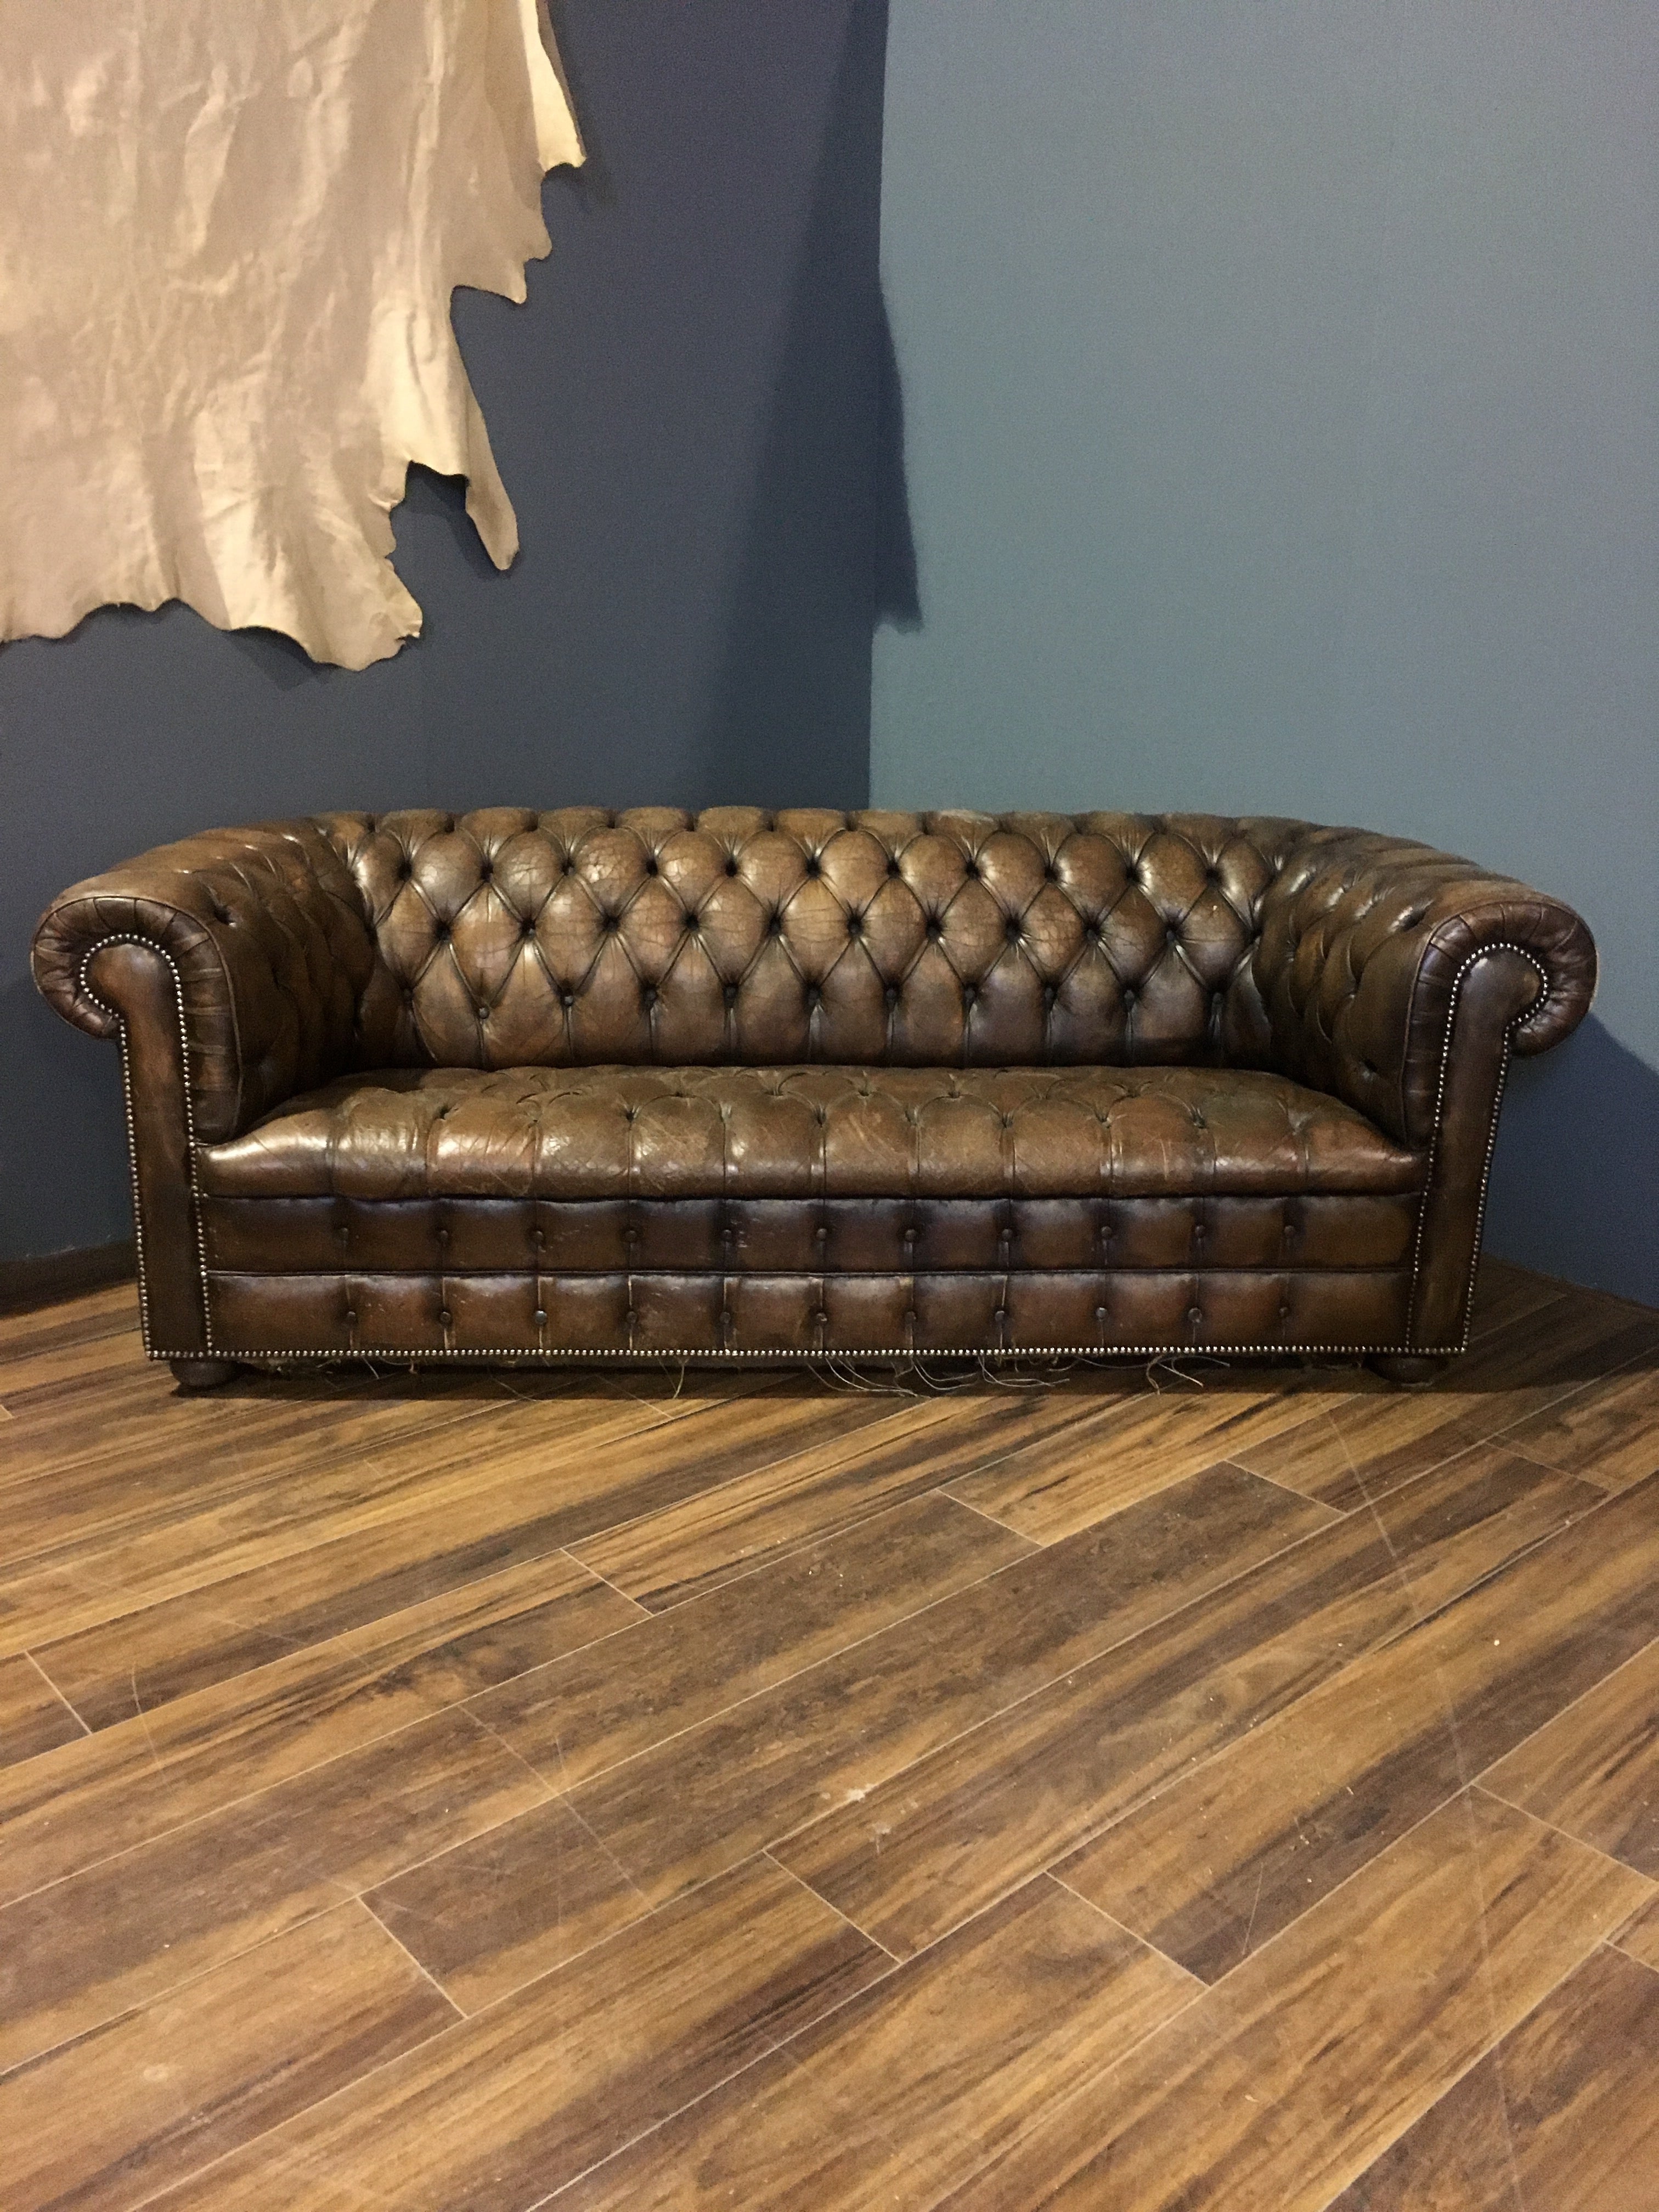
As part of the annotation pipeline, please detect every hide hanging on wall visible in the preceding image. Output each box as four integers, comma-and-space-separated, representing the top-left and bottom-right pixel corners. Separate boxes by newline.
0, 0, 582, 671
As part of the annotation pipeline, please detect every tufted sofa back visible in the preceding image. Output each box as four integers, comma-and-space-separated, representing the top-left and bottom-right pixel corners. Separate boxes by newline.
317, 807, 1307, 1074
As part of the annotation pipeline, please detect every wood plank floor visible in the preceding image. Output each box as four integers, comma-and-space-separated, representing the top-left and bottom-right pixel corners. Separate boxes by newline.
1, 1261, 1655, 2211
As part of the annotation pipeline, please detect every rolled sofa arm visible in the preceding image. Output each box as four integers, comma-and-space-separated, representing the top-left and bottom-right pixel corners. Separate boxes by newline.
1249, 827, 1597, 1150
1246, 826, 1596, 1352
31, 822, 379, 1359
31, 821, 378, 1145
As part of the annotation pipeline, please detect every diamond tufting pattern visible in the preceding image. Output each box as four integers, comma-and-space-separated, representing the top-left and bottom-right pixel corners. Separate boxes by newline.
319, 807, 1302, 1082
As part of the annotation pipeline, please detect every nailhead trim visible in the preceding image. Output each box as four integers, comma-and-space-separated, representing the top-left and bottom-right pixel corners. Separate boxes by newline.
77, 935, 216, 1356
1404, 941, 1548, 1351
139, 1336, 1462, 1365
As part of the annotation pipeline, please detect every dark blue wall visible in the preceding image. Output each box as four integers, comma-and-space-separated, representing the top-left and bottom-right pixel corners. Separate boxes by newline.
0, 0, 893, 1265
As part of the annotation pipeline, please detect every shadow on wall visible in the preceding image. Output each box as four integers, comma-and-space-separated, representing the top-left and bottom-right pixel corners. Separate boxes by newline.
1484, 1015, 1659, 1308
701, 0, 918, 800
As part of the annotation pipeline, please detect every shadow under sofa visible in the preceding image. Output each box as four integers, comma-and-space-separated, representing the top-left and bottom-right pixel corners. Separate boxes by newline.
30, 807, 1596, 1389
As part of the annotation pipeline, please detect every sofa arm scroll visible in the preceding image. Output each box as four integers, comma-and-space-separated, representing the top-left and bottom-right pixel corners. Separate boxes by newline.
1251, 828, 1597, 1151
31, 822, 378, 1144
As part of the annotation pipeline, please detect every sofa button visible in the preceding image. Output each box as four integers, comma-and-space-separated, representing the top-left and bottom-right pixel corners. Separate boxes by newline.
1187, 1305, 1203, 1325
533, 1309, 547, 1326
1095, 1305, 1108, 1322
439, 1310, 453, 1328
814, 1310, 828, 1328
345, 1309, 357, 1327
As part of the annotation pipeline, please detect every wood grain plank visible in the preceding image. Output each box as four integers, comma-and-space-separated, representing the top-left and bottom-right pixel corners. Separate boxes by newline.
1, 1552, 635, 1904
0, 1365, 493, 1500
1499, 1361, 1659, 1494
1481, 1634, 1659, 1875
0, 1284, 140, 1364
1056, 1466, 1643, 1980
0, 1365, 743, 1562
0, 1374, 721, 1584
1464, 1256, 1571, 1342
1231, 1392, 1496, 1512
1237, 1302, 1659, 1511
934, 1792, 1650, 2212
557, 1875, 1197, 2212
369, 1493, 1033, 2007
364, 1792, 664, 2016
0, 1706, 548, 2070
0, 1392, 505, 1607
777, 1449, 1613, 1960
0, 1323, 149, 1402
30, 1457, 675, 1728
1, 1901, 457, 2212
137, 1857, 885, 2212
940, 1380, 1351, 1544
510, 1465, 1330, 1920
0, 1650, 87, 1767
570, 1388, 1102, 1608
0, 1387, 889, 1653
478, 1489, 1035, 1796
1613, 1892, 1659, 1974
1327, 1941, 1659, 2211
1453, 1294, 1659, 1390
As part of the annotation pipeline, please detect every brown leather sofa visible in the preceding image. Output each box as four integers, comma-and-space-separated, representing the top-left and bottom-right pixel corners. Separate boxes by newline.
32, 808, 1595, 1389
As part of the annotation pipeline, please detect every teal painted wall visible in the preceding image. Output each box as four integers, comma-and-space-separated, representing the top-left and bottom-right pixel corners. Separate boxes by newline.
873, 0, 1658, 1301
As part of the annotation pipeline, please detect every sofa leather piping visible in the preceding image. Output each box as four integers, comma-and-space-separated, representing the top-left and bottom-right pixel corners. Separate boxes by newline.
78, 934, 215, 1355
1403, 939, 1545, 1347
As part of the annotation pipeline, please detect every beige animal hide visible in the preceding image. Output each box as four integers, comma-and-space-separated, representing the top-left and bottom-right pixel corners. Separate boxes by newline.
0, 0, 582, 670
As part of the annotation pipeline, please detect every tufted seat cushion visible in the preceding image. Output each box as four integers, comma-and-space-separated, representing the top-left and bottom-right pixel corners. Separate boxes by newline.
198, 1062, 1422, 1205
195, 1062, 1426, 1355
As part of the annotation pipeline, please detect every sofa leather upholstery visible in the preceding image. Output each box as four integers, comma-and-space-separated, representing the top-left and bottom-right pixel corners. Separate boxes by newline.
33, 808, 1596, 1370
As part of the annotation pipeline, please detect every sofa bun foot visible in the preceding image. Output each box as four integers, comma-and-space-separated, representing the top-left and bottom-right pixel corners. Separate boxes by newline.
169, 1357, 240, 1392
1367, 1353, 1450, 1389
